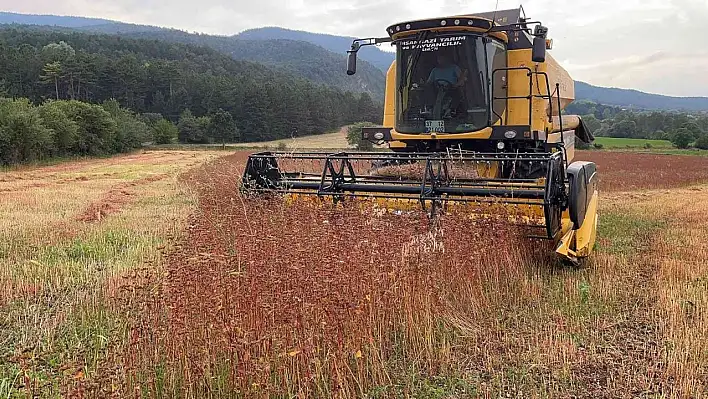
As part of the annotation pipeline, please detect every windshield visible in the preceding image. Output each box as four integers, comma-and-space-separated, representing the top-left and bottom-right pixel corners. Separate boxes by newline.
395, 33, 506, 134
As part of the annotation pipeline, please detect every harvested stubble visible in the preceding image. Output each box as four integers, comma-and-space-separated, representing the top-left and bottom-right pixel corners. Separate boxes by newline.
124, 154, 538, 397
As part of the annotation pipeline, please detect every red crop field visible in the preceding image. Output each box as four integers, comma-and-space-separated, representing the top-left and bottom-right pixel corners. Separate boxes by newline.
576, 150, 708, 192
119, 153, 542, 397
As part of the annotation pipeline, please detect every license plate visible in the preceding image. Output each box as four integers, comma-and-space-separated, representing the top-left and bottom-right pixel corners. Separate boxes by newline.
425, 120, 445, 133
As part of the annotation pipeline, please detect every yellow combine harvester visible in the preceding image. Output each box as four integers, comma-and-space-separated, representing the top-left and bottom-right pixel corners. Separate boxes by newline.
242, 8, 599, 263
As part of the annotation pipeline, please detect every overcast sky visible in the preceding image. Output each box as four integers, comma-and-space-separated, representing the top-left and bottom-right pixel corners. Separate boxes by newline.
2, 0, 707, 97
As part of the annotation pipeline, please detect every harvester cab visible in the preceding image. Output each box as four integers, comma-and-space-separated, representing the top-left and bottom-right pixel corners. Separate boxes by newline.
242, 7, 599, 263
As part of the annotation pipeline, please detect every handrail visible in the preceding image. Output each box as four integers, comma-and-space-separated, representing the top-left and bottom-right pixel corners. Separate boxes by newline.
490, 67, 552, 133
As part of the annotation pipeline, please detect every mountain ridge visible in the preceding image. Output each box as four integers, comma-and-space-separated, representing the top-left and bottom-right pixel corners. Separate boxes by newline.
236, 26, 395, 72
575, 81, 708, 112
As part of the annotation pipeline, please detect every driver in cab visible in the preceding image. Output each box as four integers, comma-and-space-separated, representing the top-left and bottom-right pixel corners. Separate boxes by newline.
425, 53, 466, 117
426, 54, 464, 87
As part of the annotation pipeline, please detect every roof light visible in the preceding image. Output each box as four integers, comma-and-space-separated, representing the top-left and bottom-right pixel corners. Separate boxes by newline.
396, 26, 400, 31
440, 20, 447, 26
497, 141, 506, 150
405, 24, 411, 29
454, 19, 460, 25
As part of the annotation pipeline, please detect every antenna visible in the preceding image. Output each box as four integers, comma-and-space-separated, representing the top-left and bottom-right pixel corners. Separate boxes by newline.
491, 0, 500, 26
484, 0, 501, 34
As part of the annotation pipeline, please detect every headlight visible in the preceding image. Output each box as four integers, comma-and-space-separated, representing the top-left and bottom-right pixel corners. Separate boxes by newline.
373, 132, 385, 140
497, 141, 505, 150
504, 130, 517, 139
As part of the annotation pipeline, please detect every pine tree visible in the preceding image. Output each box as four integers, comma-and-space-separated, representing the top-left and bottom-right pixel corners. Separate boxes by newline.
40, 61, 62, 100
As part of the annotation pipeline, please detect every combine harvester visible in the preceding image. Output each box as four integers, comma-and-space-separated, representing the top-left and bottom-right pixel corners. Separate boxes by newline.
242, 7, 598, 263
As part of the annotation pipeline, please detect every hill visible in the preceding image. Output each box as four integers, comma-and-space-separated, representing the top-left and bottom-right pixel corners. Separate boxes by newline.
237, 27, 395, 72
575, 81, 708, 112
0, 11, 162, 33
122, 30, 386, 99
0, 12, 113, 27
0, 27, 381, 142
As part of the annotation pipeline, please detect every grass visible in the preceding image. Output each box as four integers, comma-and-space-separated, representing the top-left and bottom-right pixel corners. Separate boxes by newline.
593, 137, 674, 149
597, 209, 666, 255
0, 150, 221, 397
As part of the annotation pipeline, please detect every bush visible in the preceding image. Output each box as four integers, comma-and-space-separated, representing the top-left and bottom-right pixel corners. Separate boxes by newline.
103, 99, 151, 150
695, 135, 708, 150
38, 101, 78, 156
152, 119, 179, 144
346, 122, 377, 150
670, 128, 693, 149
0, 99, 53, 164
0, 97, 151, 165
53, 100, 118, 155
644, 142, 652, 149
593, 143, 604, 150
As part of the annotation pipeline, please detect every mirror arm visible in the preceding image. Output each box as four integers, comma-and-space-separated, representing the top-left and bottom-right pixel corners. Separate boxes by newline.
351, 37, 393, 49
347, 37, 393, 76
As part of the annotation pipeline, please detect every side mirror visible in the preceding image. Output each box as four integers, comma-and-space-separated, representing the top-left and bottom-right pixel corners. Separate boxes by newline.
347, 41, 361, 76
532, 36, 546, 63
532, 25, 548, 63
347, 50, 357, 75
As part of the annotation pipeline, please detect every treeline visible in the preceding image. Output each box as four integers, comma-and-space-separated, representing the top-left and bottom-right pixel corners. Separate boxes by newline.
568, 100, 708, 149
0, 98, 147, 164
0, 97, 256, 164
0, 27, 382, 143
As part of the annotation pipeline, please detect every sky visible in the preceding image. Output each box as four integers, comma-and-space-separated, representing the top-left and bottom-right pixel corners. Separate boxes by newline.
2, 0, 707, 97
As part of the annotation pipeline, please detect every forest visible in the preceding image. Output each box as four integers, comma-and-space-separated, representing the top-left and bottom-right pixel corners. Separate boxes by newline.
0, 27, 382, 164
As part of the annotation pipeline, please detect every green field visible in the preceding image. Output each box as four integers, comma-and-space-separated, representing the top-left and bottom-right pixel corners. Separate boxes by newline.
592, 137, 673, 149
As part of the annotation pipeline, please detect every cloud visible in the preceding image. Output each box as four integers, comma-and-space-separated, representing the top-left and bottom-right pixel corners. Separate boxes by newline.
1, 0, 706, 96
